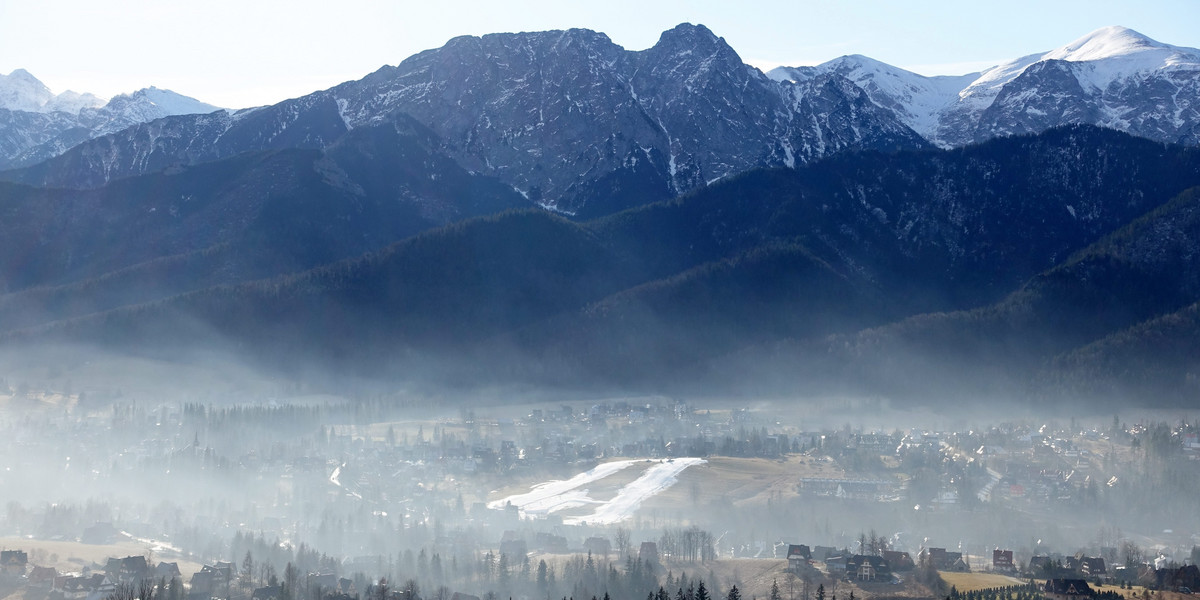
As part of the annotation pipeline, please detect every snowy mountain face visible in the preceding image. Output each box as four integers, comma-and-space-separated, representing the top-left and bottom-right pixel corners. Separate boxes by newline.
2, 24, 926, 213
769, 56, 978, 141
772, 26, 1200, 148
0, 70, 221, 169
0, 69, 55, 112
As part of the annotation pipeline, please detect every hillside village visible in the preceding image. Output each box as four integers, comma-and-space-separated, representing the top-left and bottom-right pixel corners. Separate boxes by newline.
1, 389, 1198, 600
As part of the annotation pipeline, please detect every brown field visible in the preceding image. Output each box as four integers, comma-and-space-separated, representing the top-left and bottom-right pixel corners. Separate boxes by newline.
1058, 581, 1193, 600
698, 560, 942, 600
687, 558, 787, 599
938, 572, 1025, 592
644, 456, 845, 511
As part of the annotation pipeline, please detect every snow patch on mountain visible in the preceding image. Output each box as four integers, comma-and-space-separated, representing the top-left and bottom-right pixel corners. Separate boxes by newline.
44, 89, 106, 113
772, 26, 1200, 148
0, 69, 106, 114
962, 26, 1200, 106
98, 87, 221, 127
770, 56, 977, 139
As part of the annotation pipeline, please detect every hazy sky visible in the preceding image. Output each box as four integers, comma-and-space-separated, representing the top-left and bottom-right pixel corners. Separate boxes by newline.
2, 0, 1199, 109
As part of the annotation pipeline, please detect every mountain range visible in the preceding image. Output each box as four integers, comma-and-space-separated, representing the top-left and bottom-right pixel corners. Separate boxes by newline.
2, 24, 1200, 405
0, 69, 221, 171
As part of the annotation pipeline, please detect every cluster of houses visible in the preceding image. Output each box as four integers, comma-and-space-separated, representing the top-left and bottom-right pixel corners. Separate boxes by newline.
1024, 551, 1200, 591
776, 542, 1199, 594
0, 549, 366, 600
783, 542, 972, 583
0, 551, 183, 600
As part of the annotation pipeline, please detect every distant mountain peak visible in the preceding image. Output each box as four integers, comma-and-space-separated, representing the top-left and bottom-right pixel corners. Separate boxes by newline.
103, 87, 222, 118
0, 68, 55, 112
653, 22, 725, 52
7, 68, 40, 82
1049, 26, 1173, 62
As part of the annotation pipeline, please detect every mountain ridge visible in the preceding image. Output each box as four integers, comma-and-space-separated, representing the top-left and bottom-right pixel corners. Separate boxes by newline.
6, 126, 1200, 404
0, 22, 928, 215
0, 68, 223, 170
770, 25, 1200, 147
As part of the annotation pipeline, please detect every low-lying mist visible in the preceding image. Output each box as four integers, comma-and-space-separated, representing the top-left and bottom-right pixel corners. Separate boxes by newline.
2, 339, 1196, 600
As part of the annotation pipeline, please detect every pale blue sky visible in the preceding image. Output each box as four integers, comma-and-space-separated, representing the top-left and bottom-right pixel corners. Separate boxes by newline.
2, 0, 1198, 109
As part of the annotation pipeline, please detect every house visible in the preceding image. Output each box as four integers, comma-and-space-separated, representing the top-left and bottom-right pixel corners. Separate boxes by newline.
85, 573, 116, 600
787, 545, 812, 571
157, 561, 182, 580
535, 532, 568, 554
926, 548, 968, 571
812, 546, 839, 561
499, 538, 527, 561
882, 551, 915, 572
118, 555, 150, 583
993, 550, 1015, 571
190, 564, 233, 599
253, 585, 283, 600
29, 566, 58, 587
309, 573, 338, 592
584, 537, 611, 558
639, 542, 659, 565
1081, 557, 1106, 577
1043, 579, 1094, 600
214, 562, 235, 581
825, 554, 849, 574
1064, 557, 1083, 573
1030, 556, 1056, 574
847, 555, 892, 581
56, 575, 93, 600
1, 550, 28, 577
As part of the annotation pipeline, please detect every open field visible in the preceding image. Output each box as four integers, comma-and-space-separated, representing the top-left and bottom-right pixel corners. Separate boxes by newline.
643, 455, 845, 511
939, 572, 1025, 591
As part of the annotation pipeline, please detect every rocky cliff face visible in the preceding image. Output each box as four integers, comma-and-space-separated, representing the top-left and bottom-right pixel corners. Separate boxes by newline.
2, 24, 926, 215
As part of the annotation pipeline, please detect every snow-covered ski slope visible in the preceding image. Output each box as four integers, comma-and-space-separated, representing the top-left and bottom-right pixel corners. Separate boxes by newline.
489, 458, 705, 524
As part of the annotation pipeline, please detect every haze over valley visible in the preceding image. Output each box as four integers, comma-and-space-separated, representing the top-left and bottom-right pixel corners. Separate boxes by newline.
2, 16, 1200, 600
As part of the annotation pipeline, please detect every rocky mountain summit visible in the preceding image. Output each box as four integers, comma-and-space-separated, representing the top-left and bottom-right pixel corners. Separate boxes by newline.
0, 25, 926, 215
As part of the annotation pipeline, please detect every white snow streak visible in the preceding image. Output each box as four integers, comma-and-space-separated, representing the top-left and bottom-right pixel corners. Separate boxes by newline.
563, 458, 705, 525
489, 457, 706, 524
487, 459, 638, 515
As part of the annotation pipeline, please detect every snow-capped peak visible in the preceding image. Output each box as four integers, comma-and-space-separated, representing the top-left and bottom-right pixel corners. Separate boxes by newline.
769, 54, 978, 139
101, 86, 222, 123
0, 68, 106, 114
0, 68, 55, 112
963, 26, 1200, 100
45, 90, 106, 113
1045, 26, 1172, 63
